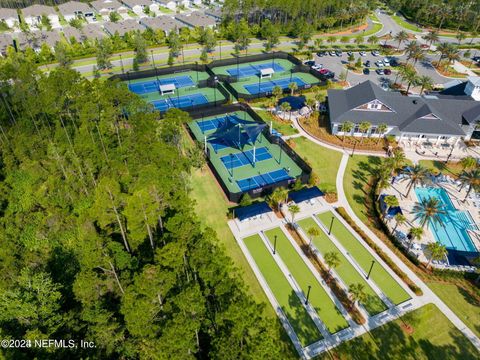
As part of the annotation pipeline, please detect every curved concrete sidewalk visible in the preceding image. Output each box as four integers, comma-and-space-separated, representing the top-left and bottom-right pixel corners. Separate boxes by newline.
290, 118, 480, 350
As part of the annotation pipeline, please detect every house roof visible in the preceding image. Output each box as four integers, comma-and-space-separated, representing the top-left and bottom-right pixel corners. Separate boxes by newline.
156, 0, 175, 4
63, 26, 84, 42
15, 30, 62, 49
90, 0, 123, 12
22, 4, 56, 17
0, 33, 12, 53
58, 1, 93, 16
328, 81, 480, 136
0, 8, 17, 20
468, 76, 480, 87
175, 11, 216, 27
140, 15, 184, 31
82, 23, 105, 40
204, 7, 223, 20
121, 0, 153, 7
103, 19, 144, 36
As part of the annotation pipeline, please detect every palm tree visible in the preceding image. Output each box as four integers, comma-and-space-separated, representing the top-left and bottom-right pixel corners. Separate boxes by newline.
408, 47, 425, 65
394, 30, 409, 50
341, 121, 354, 141
288, 82, 298, 96
288, 204, 300, 224
349, 283, 367, 310
327, 36, 336, 45
445, 48, 460, 65
384, 195, 399, 213
436, 42, 451, 64
280, 101, 291, 120
354, 36, 363, 46
458, 169, 480, 201
391, 148, 406, 175
411, 197, 446, 228
460, 156, 477, 170
393, 213, 407, 233
272, 85, 283, 102
376, 123, 388, 143
422, 31, 439, 48
404, 165, 430, 198
400, 67, 419, 93
268, 187, 289, 212
425, 242, 447, 268
407, 227, 423, 250
404, 41, 420, 62
359, 121, 371, 143
367, 35, 378, 45
418, 75, 434, 95
314, 38, 324, 49
456, 32, 466, 45
306, 226, 320, 251
324, 251, 341, 274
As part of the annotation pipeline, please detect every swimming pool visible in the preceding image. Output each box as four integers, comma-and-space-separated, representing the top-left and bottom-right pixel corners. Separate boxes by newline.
414, 187, 478, 253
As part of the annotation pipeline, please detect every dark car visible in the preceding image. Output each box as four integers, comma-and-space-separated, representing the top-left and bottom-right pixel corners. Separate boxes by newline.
304, 60, 315, 66
384, 69, 392, 75
335, 50, 343, 56
325, 71, 335, 79
473, 56, 480, 62
389, 59, 399, 67
376, 69, 385, 75
363, 68, 370, 75
317, 51, 326, 57
364, 60, 371, 67
347, 51, 353, 56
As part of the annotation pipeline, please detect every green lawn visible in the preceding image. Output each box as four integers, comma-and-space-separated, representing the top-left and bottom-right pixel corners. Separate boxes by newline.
189, 169, 272, 312
343, 154, 381, 223
317, 211, 411, 305
297, 217, 387, 315
427, 282, 480, 338
264, 228, 350, 333
255, 109, 299, 136
289, 136, 342, 194
243, 235, 322, 347
392, 14, 423, 32
322, 303, 480, 360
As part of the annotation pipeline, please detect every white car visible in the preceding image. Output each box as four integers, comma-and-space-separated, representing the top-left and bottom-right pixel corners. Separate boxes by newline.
383, 58, 390, 66
359, 51, 366, 56
372, 50, 380, 56
312, 64, 323, 70
375, 61, 384, 67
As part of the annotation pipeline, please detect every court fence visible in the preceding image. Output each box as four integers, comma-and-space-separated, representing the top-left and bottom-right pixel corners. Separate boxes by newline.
109, 64, 230, 114
205, 51, 328, 101
187, 103, 312, 202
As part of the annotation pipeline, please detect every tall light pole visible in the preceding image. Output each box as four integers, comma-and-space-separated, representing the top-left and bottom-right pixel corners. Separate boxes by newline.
305, 285, 312, 305
366, 260, 375, 280
119, 53, 125, 74
328, 216, 334, 235
273, 235, 277, 254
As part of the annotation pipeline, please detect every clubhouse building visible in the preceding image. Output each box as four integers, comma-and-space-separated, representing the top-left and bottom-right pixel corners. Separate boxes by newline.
327, 79, 480, 144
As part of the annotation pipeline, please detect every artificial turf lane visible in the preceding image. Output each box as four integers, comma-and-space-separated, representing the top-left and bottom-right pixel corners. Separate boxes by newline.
317, 212, 411, 305
297, 217, 387, 315
264, 228, 349, 334
243, 235, 322, 347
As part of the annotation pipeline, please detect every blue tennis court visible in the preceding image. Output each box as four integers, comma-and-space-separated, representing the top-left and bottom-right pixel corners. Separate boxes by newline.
128, 75, 195, 95
244, 77, 307, 95
221, 147, 272, 169
197, 116, 230, 133
226, 62, 285, 78
151, 93, 208, 111
236, 169, 293, 191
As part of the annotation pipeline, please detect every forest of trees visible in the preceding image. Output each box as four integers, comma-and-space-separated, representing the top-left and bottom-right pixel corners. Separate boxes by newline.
0, 54, 288, 359
385, 0, 480, 33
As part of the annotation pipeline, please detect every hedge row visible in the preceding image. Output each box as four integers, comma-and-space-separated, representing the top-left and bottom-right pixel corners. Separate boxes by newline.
335, 207, 423, 296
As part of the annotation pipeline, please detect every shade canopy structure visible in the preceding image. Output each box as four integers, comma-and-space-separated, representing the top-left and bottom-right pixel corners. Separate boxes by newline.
159, 83, 175, 95
207, 116, 267, 149
260, 67, 275, 78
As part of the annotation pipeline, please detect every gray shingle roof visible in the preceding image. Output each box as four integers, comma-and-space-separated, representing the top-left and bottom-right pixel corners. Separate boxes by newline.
175, 11, 216, 28
58, 1, 93, 16
63, 26, 84, 42
90, 0, 123, 12
121, 0, 152, 7
328, 81, 480, 136
0, 8, 17, 20
103, 19, 144, 36
22, 4, 56, 17
82, 23, 105, 40
140, 15, 184, 32
15, 30, 61, 49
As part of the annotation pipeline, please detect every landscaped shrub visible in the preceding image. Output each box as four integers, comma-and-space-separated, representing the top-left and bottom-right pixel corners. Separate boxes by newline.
335, 207, 423, 296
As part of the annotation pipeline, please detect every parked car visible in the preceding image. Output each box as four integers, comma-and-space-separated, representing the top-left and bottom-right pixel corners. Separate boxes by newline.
375, 60, 384, 67
372, 50, 380, 56
383, 58, 390, 66
359, 51, 366, 56
325, 71, 335, 79
363, 68, 370, 75
376, 69, 385, 75
389, 59, 399, 67
384, 69, 392, 75
347, 51, 353, 56
335, 50, 343, 56
364, 60, 371, 67
420, 44, 430, 49
473, 56, 480, 62
329, 51, 336, 56
317, 51, 327, 57
319, 69, 330, 74
312, 64, 323, 70
304, 60, 315, 66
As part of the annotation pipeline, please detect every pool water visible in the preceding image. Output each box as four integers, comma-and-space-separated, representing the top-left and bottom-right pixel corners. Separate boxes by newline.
414, 187, 478, 253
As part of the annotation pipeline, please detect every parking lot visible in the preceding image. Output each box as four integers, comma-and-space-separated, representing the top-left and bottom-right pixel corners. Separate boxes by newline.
311, 50, 453, 88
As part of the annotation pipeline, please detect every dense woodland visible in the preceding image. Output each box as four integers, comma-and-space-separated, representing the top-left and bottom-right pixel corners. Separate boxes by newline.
0, 54, 288, 359
385, 0, 480, 32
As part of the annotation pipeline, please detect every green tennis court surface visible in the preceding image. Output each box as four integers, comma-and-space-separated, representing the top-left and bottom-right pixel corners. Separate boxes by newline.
317, 212, 411, 305
243, 235, 322, 347
297, 217, 387, 315
187, 111, 302, 193
264, 228, 349, 334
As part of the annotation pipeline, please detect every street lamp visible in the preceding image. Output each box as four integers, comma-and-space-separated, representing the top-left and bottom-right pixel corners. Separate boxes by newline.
366, 260, 375, 280
305, 285, 312, 305
230, 153, 234, 177
119, 54, 125, 74
445, 143, 455, 163
351, 142, 357, 157
328, 216, 334, 235
219, 39, 222, 59
273, 234, 277, 254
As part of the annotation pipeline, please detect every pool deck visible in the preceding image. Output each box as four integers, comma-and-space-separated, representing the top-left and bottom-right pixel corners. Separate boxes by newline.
382, 177, 480, 265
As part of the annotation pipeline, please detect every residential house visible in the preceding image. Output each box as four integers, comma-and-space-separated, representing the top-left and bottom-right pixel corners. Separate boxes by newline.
155, 0, 176, 11
58, 1, 95, 22
103, 19, 145, 36
0, 8, 18, 28
175, 11, 216, 29
82, 23, 106, 40
90, 0, 128, 17
140, 15, 184, 34
327, 80, 480, 144
0, 33, 12, 55
16, 30, 62, 51
204, 7, 223, 22
63, 26, 84, 43
22, 5, 60, 29
121, 0, 159, 16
